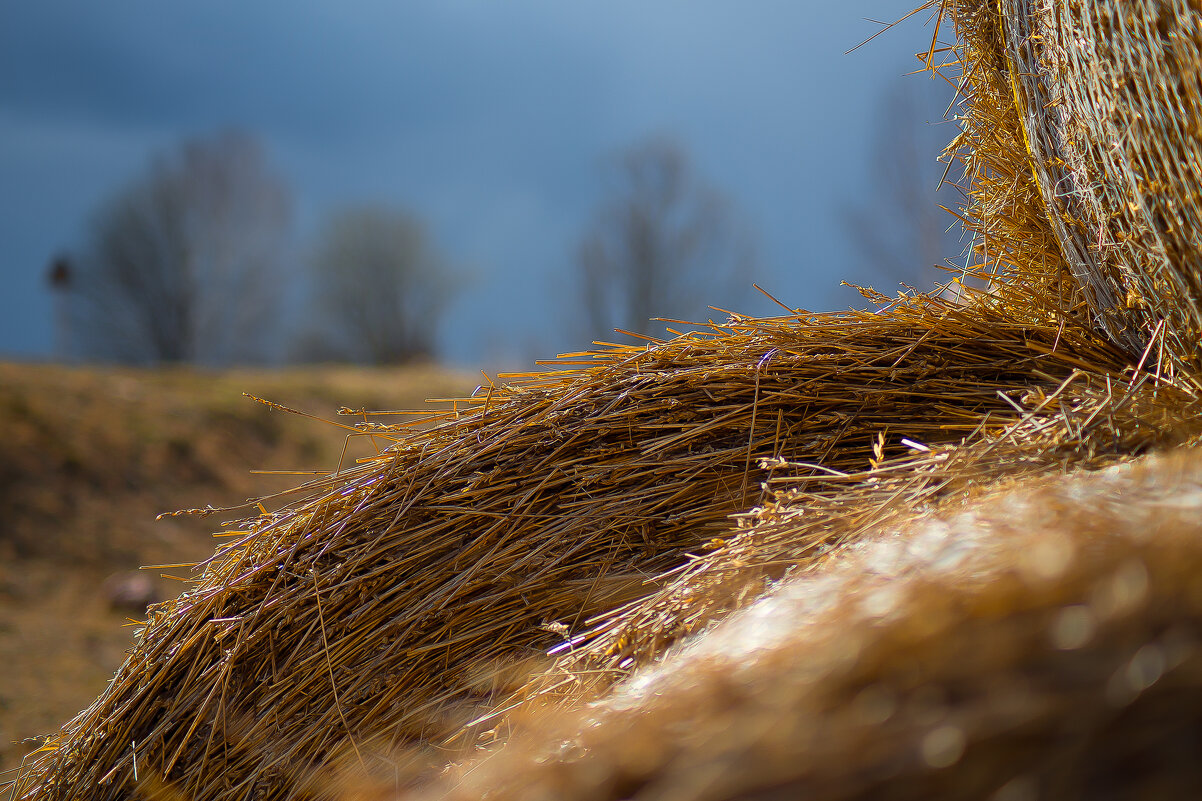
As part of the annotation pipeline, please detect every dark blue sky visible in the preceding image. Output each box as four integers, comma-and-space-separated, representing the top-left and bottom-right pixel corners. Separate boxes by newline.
0, 1, 954, 368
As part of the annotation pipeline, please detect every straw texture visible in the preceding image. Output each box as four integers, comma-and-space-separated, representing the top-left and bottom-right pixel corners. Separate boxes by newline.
427, 446, 1202, 801
10, 298, 1141, 801
504, 364, 1202, 719
1008, 0, 1202, 368
943, 0, 1202, 375
9, 2, 1202, 800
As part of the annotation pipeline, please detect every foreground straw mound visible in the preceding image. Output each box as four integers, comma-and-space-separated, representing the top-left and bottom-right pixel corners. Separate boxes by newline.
427, 447, 1202, 801
10, 1, 1202, 799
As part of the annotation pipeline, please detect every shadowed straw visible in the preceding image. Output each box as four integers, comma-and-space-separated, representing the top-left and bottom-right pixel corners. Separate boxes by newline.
10, 2, 1202, 799
426, 446, 1202, 801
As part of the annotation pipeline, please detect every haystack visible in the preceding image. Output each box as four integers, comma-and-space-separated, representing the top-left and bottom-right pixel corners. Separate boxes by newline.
9, 1, 1202, 799
992, 0, 1202, 369
11, 304, 1145, 801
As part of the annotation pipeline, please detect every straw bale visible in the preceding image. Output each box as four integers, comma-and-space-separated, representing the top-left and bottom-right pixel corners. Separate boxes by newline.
424, 445, 1202, 801
940, 0, 1202, 375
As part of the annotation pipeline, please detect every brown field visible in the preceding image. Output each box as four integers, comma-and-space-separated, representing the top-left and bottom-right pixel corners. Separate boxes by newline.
0, 361, 475, 774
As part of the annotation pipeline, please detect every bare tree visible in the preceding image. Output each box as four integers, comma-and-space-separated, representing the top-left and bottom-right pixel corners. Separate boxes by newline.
69, 131, 291, 364
577, 137, 754, 339
842, 77, 965, 292
299, 206, 456, 364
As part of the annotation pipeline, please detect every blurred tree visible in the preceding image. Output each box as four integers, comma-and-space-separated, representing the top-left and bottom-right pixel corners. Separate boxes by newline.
299, 206, 456, 364
842, 77, 965, 292
576, 137, 754, 339
69, 131, 291, 364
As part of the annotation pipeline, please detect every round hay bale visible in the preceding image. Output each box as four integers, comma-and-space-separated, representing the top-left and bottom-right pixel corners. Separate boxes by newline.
945, 0, 1202, 376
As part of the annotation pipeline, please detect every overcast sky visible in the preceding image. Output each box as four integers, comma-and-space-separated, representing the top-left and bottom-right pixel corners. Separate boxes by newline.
0, 1, 954, 368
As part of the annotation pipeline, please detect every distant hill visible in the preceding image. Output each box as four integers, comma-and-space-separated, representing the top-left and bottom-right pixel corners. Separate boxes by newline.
0, 361, 473, 772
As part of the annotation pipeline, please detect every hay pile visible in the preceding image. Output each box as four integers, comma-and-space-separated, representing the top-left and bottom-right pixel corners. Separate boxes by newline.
9, 1, 1202, 799
427, 447, 1202, 801
9, 301, 1147, 801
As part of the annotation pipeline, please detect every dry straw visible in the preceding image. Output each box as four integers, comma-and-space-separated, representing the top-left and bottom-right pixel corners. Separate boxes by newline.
9, 1, 1202, 799
505, 366, 1202, 722
429, 447, 1202, 801
11, 296, 1151, 801
944, 0, 1202, 377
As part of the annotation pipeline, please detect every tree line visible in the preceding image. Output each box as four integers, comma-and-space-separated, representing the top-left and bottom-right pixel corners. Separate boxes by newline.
49, 131, 755, 367
50, 91, 955, 367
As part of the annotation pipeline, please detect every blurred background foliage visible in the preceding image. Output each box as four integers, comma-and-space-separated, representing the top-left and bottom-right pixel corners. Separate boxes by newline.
6, 2, 963, 371
48, 78, 960, 368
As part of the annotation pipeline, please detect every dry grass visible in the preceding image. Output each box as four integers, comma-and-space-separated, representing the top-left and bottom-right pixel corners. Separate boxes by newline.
0, 363, 472, 778
0, 362, 471, 565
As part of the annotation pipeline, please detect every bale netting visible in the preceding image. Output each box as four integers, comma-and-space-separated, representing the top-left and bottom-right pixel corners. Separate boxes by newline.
939, 0, 1202, 377
8, 297, 1146, 801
